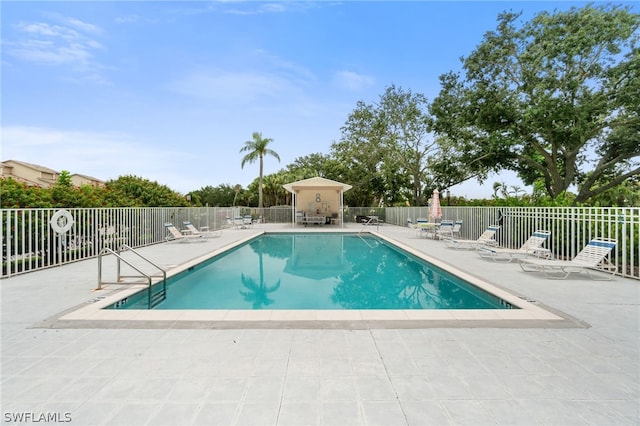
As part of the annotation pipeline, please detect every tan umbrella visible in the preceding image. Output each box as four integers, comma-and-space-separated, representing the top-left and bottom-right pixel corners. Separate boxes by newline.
430, 189, 442, 222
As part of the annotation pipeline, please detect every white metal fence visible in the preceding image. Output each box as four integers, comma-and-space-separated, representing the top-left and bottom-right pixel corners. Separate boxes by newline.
385, 206, 638, 279
1, 207, 235, 277
2, 206, 638, 279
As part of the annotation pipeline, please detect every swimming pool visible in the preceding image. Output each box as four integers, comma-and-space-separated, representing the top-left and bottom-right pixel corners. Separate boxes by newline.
108, 233, 515, 310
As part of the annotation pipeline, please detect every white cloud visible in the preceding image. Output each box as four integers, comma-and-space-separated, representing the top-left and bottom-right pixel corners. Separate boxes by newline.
18, 22, 77, 39
115, 14, 141, 24
1, 126, 195, 191
64, 17, 102, 34
171, 69, 297, 102
10, 39, 92, 65
332, 70, 375, 91
223, 2, 290, 15
252, 49, 317, 83
260, 3, 287, 13
170, 48, 319, 106
6, 16, 107, 81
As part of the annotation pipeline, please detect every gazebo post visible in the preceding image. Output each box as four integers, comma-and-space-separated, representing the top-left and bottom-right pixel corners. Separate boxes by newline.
340, 190, 344, 228
291, 191, 297, 227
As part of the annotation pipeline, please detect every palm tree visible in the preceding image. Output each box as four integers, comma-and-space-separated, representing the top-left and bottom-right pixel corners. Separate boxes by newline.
240, 132, 281, 208
232, 184, 242, 207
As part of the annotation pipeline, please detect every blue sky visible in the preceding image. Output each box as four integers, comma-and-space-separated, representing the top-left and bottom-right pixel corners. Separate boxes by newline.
2, 1, 626, 199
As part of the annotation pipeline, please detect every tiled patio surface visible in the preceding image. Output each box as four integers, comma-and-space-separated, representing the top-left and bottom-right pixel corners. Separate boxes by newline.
1, 223, 638, 425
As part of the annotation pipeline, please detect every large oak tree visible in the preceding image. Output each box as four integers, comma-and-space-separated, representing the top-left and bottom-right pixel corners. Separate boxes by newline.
431, 4, 639, 204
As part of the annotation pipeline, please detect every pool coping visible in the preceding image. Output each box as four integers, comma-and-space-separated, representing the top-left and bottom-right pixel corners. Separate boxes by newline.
38, 229, 585, 329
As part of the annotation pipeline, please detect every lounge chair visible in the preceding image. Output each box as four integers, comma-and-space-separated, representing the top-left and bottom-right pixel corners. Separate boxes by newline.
182, 221, 222, 238
478, 230, 551, 262
444, 225, 500, 249
243, 215, 253, 227
164, 223, 205, 243
519, 238, 617, 280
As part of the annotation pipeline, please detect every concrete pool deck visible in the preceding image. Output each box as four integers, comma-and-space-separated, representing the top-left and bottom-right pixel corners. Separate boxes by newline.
1, 223, 638, 424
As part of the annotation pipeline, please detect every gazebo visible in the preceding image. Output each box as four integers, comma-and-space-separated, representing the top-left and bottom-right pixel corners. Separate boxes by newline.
283, 177, 352, 227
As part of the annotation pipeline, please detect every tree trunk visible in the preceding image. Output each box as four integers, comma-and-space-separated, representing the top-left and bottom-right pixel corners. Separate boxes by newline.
258, 155, 264, 208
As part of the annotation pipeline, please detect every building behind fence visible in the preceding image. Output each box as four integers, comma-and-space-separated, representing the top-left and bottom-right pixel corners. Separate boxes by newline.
2, 206, 638, 280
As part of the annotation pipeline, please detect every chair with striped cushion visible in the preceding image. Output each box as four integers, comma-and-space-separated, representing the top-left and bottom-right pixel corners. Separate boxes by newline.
519, 238, 617, 280
478, 230, 551, 262
444, 225, 500, 249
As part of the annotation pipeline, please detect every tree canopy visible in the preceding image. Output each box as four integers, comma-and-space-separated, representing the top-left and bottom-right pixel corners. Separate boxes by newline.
1, 175, 189, 208
332, 85, 444, 206
430, 4, 640, 204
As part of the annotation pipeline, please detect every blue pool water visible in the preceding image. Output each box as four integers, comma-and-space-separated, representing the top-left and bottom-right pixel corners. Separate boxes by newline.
110, 233, 513, 310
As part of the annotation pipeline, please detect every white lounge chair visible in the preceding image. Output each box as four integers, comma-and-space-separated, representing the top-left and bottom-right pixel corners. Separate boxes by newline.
478, 230, 551, 262
182, 221, 222, 238
519, 238, 617, 280
444, 225, 500, 249
164, 223, 205, 243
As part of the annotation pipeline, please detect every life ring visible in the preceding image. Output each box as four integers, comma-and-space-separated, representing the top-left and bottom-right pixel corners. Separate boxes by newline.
50, 209, 74, 234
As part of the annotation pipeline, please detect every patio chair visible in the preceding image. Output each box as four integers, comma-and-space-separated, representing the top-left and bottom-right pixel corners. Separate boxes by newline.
519, 238, 617, 280
243, 215, 253, 227
435, 220, 455, 239
444, 225, 500, 249
478, 230, 551, 262
182, 221, 222, 238
164, 223, 205, 243
451, 220, 463, 238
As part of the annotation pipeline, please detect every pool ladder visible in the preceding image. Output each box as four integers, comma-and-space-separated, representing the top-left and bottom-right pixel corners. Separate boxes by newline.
97, 244, 167, 309
358, 216, 383, 234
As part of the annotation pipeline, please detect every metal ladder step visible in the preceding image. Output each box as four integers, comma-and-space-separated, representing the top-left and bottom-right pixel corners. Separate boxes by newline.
149, 287, 166, 308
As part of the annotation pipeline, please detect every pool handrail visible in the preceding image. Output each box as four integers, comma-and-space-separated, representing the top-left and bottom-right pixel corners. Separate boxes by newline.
97, 244, 167, 308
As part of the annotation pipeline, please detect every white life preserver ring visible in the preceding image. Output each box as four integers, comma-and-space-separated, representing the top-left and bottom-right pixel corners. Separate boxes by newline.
50, 209, 74, 234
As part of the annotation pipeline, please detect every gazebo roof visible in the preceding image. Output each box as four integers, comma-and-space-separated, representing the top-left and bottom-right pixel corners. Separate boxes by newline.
283, 176, 352, 193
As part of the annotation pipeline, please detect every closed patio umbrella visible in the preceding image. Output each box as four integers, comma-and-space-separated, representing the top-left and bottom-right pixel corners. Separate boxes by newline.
430, 189, 442, 222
